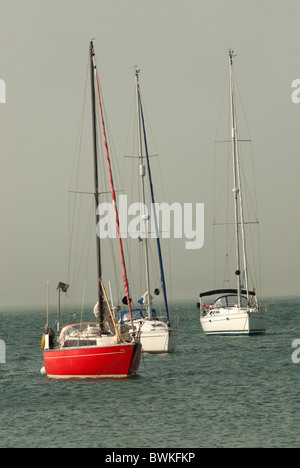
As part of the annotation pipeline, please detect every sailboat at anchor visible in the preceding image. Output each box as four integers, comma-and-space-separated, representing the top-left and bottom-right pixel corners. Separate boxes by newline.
41, 41, 141, 378
198, 50, 267, 336
120, 69, 179, 353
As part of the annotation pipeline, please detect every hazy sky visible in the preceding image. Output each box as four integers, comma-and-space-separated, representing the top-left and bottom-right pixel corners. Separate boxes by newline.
0, 0, 299, 308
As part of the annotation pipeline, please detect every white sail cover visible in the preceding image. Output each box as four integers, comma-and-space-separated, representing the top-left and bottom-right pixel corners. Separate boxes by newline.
142, 291, 153, 306
93, 301, 111, 319
93, 301, 114, 333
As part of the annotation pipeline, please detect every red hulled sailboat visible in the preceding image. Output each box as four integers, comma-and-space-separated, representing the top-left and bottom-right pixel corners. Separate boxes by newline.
41, 41, 141, 379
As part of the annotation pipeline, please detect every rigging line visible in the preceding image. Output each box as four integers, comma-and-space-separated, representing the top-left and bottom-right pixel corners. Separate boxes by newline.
256, 224, 263, 299
238, 163, 259, 286
124, 237, 139, 305
83, 201, 94, 283
215, 139, 251, 143
103, 213, 124, 305
69, 56, 90, 194
139, 88, 169, 320
225, 229, 235, 287
235, 140, 260, 294
213, 225, 217, 290
70, 194, 83, 294
213, 221, 259, 225
122, 100, 138, 301
214, 73, 234, 288
80, 282, 86, 323
139, 89, 166, 205
93, 58, 125, 204
233, 66, 252, 140
92, 69, 123, 304
122, 84, 138, 213
66, 198, 94, 323
167, 238, 173, 304
213, 142, 231, 224
67, 57, 90, 286
214, 68, 230, 147
246, 216, 260, 294
213, 77, 231, 226
249, 140, 260, 220
233, 67, 260, 220
138, 91, 160, 159
95, 341, 136, 378
100, 279, 121, 341
232, 105, 261, 299
237, 140, 259, 223
73, 199, 95, 302
225, 133, 230, 274
122, 86, 142, 303
213, 133, 217, 291
103, 104, 126, 199
122, 84, 136, 175
93, 56, 134, 332
69, 189, 124, 195
149, 239, 161, 293
129, 239, 139, 300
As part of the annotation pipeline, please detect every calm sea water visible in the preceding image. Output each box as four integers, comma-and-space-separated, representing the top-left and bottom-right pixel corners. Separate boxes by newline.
0, 298, 300, 448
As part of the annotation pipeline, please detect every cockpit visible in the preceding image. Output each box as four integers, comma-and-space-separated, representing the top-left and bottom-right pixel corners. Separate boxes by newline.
213, 294, 249, 308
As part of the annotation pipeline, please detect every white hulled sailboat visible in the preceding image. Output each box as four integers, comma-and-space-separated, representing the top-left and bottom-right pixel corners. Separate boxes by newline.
198, 50, 267, 336
121, 70, 179, 353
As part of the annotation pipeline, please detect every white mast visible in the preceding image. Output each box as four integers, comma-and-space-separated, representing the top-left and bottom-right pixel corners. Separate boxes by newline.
135, 69, 152, 319
229, 50, 249, 305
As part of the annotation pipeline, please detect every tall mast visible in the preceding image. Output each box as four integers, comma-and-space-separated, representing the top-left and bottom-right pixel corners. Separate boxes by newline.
90, 41, 104, 329
135, 69, 152, 319
229, 50, 249, 304
138, 81, 170, 323
229, 50, 241, 305
92, 42, 135, 332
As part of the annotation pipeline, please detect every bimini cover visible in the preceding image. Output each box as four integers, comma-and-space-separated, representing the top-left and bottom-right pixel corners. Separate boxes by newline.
199, 288, 256, 298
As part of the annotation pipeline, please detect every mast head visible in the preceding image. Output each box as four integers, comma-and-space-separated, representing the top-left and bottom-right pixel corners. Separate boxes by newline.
134, 66, 140, 80
90, 39, 95, 55
134, 67, 141, 89
229, 49, 237, 65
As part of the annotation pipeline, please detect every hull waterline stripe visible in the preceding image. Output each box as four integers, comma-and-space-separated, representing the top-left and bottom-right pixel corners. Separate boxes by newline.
44, 350, 126, 360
